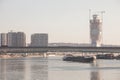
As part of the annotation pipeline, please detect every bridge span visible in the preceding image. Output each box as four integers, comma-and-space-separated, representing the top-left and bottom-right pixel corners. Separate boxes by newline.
0, 47, 120, 53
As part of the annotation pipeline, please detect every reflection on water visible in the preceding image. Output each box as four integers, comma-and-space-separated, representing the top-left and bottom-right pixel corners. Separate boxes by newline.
0, 57, 48, 80
48, 57, 120, 80
90, 62, 101, 80
1, 57, 120, 80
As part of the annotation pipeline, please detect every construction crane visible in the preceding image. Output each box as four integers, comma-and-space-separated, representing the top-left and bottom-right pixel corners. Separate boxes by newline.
89, 9, 105, 22
96, 11, 105, 23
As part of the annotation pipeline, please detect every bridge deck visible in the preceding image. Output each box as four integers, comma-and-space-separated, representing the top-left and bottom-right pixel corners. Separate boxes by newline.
0, 47, 120, 53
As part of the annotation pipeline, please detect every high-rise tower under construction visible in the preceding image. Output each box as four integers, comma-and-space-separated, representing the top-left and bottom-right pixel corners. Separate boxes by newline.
90, 14, 102, 47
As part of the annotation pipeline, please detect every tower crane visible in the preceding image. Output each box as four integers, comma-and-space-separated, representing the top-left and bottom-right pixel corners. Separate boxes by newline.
96, 11, 105, 22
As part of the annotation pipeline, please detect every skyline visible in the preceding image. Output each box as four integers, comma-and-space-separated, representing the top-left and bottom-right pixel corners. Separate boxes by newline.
0, 0, 120, 45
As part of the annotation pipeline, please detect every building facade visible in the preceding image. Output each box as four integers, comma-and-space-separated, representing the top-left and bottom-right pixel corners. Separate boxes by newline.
1, 33, 7, 47
90, 14, 102, 47
7, 32, 17, 47
16, 32, 26, 47
0, 34, 1, 47
31, 33, 48, 47
7, 31, 26, 47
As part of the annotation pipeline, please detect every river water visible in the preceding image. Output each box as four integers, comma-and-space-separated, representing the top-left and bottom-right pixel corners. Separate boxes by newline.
1, 56, 120, 80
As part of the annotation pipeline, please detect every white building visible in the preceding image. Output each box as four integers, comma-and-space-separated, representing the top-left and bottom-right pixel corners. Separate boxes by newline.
31, 33, 48, 47
1, 33, 7, 47
90, 14, 102, 47
8, 32, 17, 47
17, 32, 26, 47
7, 31, 26, 47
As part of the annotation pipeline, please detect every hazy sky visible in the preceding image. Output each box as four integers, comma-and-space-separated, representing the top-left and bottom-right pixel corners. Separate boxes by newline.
0, 0, 120, 44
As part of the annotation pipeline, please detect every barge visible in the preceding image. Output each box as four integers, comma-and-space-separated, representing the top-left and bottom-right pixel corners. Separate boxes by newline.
63, 54, 96, 63
96, 54, 115, 59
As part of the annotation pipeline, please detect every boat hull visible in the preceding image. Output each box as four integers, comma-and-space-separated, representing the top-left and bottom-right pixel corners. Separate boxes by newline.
96, 54, 115, 59
63, 56, 95, 63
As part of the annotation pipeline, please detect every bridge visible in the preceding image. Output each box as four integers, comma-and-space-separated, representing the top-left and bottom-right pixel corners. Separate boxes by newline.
0, 46, 120, 53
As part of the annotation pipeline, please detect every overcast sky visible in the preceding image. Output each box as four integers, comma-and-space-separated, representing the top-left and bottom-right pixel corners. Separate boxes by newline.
0, 0, 120, 44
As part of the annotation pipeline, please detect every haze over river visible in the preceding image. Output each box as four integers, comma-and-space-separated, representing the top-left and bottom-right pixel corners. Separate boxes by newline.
1, 56, 120, 80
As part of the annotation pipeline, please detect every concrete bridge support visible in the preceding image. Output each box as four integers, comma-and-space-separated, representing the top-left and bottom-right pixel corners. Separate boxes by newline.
43, 53, 47, 58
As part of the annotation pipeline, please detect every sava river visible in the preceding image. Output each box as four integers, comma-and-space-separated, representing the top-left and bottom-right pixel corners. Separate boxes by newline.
1, 56, 120, 80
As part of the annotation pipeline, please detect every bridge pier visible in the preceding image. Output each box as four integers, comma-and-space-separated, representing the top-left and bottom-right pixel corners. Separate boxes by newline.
43, 53, 47, 58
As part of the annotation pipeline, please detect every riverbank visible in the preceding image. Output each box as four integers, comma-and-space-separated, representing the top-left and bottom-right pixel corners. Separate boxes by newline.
0, 54, 53, 59
0, 54, 24, 59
